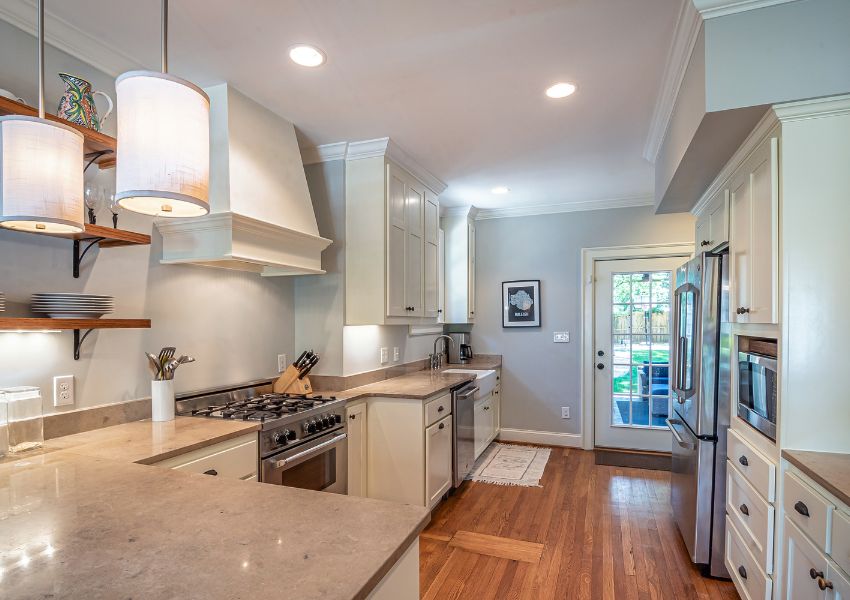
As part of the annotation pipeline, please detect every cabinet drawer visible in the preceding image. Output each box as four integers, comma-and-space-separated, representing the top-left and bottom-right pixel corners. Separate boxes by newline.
728, 429, 775, 502
784, 471, 834, 553
727, 464, 775, 573
154, 434, 258, 480
784, 518, 828, 600
425, 393, 451, 427
830, 510, 850, 576
726, 516, 772, 600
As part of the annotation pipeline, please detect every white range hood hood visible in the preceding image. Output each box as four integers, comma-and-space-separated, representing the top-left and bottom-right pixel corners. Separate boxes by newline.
156, 84, 331, 276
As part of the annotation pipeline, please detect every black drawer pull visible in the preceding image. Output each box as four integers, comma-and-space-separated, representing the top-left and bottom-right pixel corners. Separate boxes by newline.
738, 455, 749, 467
203, 469, 218, 476
439, 422, 445, 430
738, 565, 747, 580
438, 405, 444, 412
794, 501, 810, 517
810, 568, 824, 580
739, 504, 749, 516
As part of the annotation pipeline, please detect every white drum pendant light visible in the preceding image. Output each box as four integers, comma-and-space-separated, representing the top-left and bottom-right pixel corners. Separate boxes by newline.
115, 0, 209, 218
0, 0, 84, 234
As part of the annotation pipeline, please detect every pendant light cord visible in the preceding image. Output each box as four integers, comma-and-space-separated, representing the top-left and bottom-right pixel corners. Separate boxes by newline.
161, 0, 168, 73
37, 0, 45, 118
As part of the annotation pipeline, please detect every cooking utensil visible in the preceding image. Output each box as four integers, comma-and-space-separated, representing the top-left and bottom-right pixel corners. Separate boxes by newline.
162, 358, 180, 380
145, 352, 162, 378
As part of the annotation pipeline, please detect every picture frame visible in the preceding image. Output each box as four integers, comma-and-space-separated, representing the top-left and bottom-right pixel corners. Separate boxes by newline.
502, 280, 541, 328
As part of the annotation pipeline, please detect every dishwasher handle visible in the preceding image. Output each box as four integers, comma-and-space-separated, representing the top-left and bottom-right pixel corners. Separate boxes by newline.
455, 386, 479, 401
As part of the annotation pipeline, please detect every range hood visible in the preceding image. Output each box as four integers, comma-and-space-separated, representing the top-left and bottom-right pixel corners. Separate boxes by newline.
156, 84, 331, 276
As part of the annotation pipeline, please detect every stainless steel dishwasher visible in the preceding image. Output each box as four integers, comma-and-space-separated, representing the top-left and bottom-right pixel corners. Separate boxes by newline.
452, 382, 478, 488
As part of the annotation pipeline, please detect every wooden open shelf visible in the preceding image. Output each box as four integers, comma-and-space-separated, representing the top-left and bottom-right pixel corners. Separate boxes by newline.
0, 318, 151, 331
0, 96, 116, 169
47, 223, 151, 248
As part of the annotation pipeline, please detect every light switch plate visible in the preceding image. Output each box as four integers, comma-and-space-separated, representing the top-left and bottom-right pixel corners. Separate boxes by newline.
380, 347, 389, 364
393, 347, 400, 361
53, 375, 74, 407
277, 354, 288, 373
554, 332, 570, 343
561, 406, 570, 419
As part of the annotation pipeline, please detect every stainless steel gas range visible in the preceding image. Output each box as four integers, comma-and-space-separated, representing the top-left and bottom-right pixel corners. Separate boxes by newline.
176, 381, 347, 494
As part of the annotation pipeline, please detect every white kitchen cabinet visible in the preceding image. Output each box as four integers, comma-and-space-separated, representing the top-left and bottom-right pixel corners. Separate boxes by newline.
425, 415, 453, 508
423, 190, 440, 319
474, 391, 497, 459
729, 132, 779, 324
784, 518, 829, 600
346, 400, 368, 497
441, 207, 477, 324
152, 433, 258, 480
345, 142, 445, 325
437, 228, 446, 323
694, 188, 729, 253
367, 393, 453, 508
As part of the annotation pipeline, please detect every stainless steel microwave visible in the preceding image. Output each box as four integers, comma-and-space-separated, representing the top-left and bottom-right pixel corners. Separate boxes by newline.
737, 350, 778, 441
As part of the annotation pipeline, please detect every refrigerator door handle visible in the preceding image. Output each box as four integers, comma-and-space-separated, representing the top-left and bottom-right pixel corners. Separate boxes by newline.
666, 418, 694, 450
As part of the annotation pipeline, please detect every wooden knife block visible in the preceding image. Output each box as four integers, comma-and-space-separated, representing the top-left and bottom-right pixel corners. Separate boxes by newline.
273, 364, 313, 395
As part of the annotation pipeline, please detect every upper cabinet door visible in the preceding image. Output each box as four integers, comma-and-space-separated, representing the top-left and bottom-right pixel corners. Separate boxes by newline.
423, 190, 440, 318
405, 178, 424, 316
695, 215, 711, 254
729, 136, 778, 324
386, 167, 408, 317
708, 189, 730, 249
467, 222, 476, 321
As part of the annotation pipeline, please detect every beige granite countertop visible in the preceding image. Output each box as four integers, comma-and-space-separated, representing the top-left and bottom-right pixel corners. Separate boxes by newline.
783, 449, 850, 507
0, 451, 428, 600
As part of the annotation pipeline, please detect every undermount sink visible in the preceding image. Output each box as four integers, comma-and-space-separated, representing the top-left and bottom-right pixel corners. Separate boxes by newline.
443, 369, 497, 397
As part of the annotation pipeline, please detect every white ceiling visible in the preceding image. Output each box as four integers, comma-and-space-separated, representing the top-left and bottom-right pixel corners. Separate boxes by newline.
0, 0, 680, 212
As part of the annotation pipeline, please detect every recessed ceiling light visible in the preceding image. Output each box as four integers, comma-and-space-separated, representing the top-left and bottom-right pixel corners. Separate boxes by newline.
491, 186, 510, 195
289, 45, 326, 67
545, 82, 577, 99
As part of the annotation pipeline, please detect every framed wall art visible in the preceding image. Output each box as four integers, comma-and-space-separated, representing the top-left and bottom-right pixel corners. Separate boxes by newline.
502, 280, 541, 327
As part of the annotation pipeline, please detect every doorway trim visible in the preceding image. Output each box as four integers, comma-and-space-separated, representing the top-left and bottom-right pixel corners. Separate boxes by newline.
580, 243, 694, 450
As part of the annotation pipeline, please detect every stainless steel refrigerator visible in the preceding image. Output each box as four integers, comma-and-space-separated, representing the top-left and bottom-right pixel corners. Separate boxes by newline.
668, 251, 731, 578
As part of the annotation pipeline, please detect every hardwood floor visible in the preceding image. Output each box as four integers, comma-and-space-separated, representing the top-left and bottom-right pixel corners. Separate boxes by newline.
420, 447, 740, 600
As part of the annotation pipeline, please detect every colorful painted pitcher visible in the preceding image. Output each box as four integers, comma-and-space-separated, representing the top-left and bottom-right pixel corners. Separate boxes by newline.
56, 73, 113, 132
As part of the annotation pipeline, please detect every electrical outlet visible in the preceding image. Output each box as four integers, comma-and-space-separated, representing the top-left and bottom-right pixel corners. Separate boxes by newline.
561, 406, 570, 419
53, 375, 74, 407
393, 347, 400, 361
554, 332, 570, 343
380, 347, 389, 364
277, 354, 288, 373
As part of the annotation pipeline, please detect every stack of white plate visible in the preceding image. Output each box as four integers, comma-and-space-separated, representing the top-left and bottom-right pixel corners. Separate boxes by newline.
31, 293, 114, 319
0, 292, 5, 312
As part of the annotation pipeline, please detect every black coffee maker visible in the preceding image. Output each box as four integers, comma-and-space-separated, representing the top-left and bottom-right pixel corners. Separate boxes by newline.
448, 333, 473, 364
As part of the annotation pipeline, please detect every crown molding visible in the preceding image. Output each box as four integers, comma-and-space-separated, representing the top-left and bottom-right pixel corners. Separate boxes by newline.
346, 137, 448, 194
693, 0, 801, 19
643, 0, 703, 163
0, 0, 143, 77
475, 195, 655, 221
773, 94, 850, 123
300, 142, 348, 165
442, 205, 479, 219
692, 108, 777, 215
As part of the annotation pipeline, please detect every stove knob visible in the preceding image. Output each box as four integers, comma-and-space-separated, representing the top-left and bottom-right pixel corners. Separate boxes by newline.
273, 431, 288, 445
333, 413, 342, 424
287, 429, 297, 441
321, 416, 330, 428
303, 421, 315, 434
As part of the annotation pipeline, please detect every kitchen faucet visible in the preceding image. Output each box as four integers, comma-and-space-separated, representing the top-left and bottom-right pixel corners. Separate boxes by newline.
430, 335, 454, 370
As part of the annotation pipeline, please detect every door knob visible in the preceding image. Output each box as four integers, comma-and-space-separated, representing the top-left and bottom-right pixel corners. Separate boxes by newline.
596, 363, 604, 370
597, 350, 604, 357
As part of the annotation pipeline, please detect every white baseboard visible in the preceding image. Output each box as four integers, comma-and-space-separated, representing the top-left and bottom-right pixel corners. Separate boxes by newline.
497, 428, 583, 448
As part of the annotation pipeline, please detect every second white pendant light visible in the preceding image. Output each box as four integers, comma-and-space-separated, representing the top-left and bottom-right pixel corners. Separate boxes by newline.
115, 0, 209, 218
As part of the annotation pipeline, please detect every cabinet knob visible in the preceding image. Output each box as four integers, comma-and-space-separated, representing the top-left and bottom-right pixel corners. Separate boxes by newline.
438, 405, 445, 412
700, 240, 711, 247
437, 309, 443, 314
349, 414, 356, 420
736, 307, 751, 315
203, 469, 218, 476
738, 565, 747, 580
818, 577, 834, 591
439, 422, 445, 430
739, 503, 749, 516
794, 501, 810, 517
810, 568, 824, 580
738, 455, 749, 467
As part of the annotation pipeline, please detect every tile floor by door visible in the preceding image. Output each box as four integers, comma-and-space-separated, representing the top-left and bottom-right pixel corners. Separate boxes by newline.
420, 447, 740, 600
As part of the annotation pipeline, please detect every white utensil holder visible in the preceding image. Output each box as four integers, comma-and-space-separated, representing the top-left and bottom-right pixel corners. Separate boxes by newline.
151, 380, 175, 422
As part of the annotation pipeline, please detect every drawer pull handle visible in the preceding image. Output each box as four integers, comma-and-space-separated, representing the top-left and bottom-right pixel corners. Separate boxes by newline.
794, 501, 810, 517
203, 469, 218, 476
738, 565, 747, 580
738, 455, 749, 467
439, 422, 445, 430
438, 406, 445, 412
818, 577, 834, 591
739, 503, 749, 516
810, 568, 824, 580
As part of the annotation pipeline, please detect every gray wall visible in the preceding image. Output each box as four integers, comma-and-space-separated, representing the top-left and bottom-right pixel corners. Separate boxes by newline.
472, 206, 694, 436
0, 22, 295, 413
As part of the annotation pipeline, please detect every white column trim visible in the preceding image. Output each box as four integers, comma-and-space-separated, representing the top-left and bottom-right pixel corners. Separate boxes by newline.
579, 243, 694, 450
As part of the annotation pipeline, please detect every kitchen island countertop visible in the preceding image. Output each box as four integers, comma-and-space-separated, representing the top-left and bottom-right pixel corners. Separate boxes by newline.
782, 449, 850, 507
0, 451, 428, 600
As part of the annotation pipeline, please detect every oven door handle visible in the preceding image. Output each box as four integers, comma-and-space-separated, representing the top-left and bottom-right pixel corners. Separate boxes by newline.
275, 433, 348, 469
